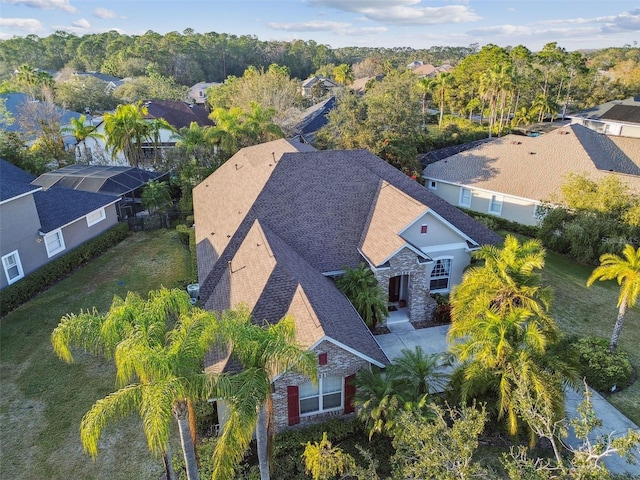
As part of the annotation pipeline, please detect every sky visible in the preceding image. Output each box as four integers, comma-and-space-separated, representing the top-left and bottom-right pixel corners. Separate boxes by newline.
0, 0, 639, 52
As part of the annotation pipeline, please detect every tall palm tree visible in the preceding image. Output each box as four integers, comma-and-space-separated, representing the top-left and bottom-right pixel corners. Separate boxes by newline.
430, 72, 454, 127
415, 77, 434, 128
449, 308, 565, 439
51, 288, 219, 480
211, 308, 317, 480
103, 102, 151, 167
587, 244, 640, 352
335, 263, 388, 330
64, 114, 104, 163
147, 117, 174, 165
448, 236, 567, 438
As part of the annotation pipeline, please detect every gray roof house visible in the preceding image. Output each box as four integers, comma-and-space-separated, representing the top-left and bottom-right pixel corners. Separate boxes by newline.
423, 123, 640, 226
0, 160, 119, 290
193, 139, 501, 430
568, 96, 640, 138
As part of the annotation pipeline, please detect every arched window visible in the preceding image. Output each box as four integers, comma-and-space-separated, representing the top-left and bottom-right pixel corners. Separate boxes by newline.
430, 258, 452, 291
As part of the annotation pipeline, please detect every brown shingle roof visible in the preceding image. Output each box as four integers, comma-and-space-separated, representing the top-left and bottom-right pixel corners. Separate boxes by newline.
424, 124, 640, 201
195, 140, 501, 370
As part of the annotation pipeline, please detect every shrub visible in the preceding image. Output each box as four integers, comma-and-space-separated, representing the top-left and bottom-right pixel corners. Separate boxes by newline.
175, 224, 198, 284
434, 303, 452, 324
0, 223, 130, 317
571, 337, 633, 393
462, 209, 539, 238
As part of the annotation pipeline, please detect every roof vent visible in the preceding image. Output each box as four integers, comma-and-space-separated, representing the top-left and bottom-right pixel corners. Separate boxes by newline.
529, 151, 536, 155
511, 141, 522, 145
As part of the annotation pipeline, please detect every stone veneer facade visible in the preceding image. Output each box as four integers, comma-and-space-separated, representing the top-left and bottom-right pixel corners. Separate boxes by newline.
372, 247, 431, 323
271, 339, 371, 432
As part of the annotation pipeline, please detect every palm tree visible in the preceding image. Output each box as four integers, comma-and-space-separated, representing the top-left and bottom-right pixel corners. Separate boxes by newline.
209, 106, 246, 158
430, 72, 454, 127
243, 102, 284, 144
51, 288, 219, 480
393, 346, 448, 397
141, 180, 172, 215
211, 308, 317, 480
449, 307, 565, 439
448, 236, 567, 438
587, 244, 640, 352
450, 235, 554, 333
64, 114, 104, 163
147, 117, 174, 165
332, 64, 354, 86
103, 102, 151, 167
335, 263, 388, 330
415, 77, 434, 128
354, 367, 402, 439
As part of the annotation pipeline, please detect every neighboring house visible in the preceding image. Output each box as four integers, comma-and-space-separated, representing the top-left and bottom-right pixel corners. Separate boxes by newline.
568, 96, 640, 138
423, 124, 640, 226
89, 100, 213, 166
31, 164, 166, 219
407, 63, 453, 78
288, 96, 336, 144
300, 76, 339, 97
1, 92, 87, 150
72, 71, 126, 93
188, 82, 221, 105
193, 139, 501, 430
0, 159, 119, 290
349, 75, 384, 95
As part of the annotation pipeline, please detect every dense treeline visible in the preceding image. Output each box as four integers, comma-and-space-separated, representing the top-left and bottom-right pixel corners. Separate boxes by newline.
0, 29, 478, 84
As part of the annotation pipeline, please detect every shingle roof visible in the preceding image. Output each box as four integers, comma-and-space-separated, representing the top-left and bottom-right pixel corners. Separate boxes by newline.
143, 100, 213, 130
600, 105, 640, 124
195, 140, 501, 369
33, 187, 118, 233
569, 96, 640, 121
423, 124, 640, 201
1, 159, 39, 203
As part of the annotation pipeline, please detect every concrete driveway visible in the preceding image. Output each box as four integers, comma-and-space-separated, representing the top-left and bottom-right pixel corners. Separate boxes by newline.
374, 321, 640, 476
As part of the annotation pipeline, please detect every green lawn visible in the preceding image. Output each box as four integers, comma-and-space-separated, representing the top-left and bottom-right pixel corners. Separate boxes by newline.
542, 250, 640, 424
0, 229, 191, 480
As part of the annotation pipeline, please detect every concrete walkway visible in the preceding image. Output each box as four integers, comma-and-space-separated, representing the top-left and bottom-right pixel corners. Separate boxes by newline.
374, 321, 640, 476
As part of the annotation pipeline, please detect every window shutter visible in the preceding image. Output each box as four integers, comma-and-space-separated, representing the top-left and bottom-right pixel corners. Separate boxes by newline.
287, 386, 300, 425
318, 353, 328, 365
344, 374, 356, 414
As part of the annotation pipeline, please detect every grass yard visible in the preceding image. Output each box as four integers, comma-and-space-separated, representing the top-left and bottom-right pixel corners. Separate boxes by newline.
0, 229, 191, 480
542, 250, 640, 425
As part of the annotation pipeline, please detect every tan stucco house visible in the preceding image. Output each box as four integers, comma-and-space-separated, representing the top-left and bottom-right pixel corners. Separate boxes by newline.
423, 123, 640, 226
193, 139, 500, 430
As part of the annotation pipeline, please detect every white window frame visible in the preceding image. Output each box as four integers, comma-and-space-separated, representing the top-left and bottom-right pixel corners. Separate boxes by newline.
459, 188, 472, 208
299, 376, 343, 416
2, 250, 24, 285
86, 207, 106, 227
428, 180, 437, 190
489, 195, 503, 216
44, 229, 66, 258
429, 257, 452, 293
420, 224, 428, 235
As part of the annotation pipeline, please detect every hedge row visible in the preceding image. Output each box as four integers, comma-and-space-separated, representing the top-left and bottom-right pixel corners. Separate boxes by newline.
462, 208, 540, 238
175, 222, 198, 284
0, 223, 130, 317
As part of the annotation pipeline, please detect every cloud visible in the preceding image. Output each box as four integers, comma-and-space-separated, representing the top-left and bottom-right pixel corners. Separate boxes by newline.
537, 8, 640, 32
308, 0, 481, 25
4, 0, 76, 13
72, 18, 90, 29
467, 24, 601, 41
268, 20, 386, 36
93, 7, 117, 19
0, 17, 44, 33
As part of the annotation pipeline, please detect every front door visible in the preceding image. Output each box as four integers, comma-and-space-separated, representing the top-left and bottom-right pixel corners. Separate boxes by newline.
388, 275, 400, 302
